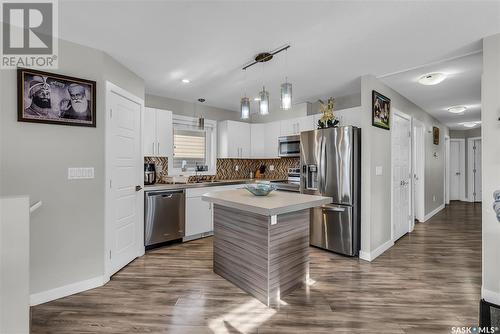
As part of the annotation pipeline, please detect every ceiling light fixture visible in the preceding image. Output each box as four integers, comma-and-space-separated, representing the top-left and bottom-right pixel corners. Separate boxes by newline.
182, 79, 190, 83
240, 97, 250, 120
418, 72, 446, 86
462, 121, 481, 128
254, 97, 261, 101
259, 86, 269, 115
448, 106, 467, 114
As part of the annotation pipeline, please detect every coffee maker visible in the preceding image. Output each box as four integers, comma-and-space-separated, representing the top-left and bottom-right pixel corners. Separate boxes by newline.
144, 163, 156, 185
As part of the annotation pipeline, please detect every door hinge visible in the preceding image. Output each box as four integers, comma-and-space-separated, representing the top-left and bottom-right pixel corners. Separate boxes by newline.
110, 108, 113, 118
473, 169, 476, 173
473, 146, 476, 150
109, 250, 112, 259
408, 131, 411, 137
109, 179, 112, 188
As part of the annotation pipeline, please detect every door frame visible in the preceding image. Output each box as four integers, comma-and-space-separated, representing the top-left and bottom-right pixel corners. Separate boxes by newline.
412, 118, 425, 223
391, 109, 413, 241
449, 138, 466, 201
445, 135, 450, 205
104, 81, 145, 281
467, 136, 482, 202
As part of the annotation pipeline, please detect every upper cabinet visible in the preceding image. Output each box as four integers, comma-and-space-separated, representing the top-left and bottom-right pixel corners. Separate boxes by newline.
250, 123, 266, 158
264, 121, 281, 158
143, 107, 173, 157
280, 116, 315, 136
218, 120, 251, 158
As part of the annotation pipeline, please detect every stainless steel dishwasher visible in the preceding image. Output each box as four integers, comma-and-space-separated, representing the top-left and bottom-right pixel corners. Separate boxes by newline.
145, 189, 185, 247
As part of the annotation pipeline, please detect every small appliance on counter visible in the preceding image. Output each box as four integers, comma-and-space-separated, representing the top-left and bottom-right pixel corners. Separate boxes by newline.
144, 162, 156, 185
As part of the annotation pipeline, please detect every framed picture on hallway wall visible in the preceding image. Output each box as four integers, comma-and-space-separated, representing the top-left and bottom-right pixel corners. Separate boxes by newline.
17, 68, 96, 127
372, 90, 391, 130
433, 126, 440, 145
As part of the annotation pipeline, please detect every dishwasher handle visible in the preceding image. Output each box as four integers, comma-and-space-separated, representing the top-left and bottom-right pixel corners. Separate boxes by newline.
146, 190, 184, 197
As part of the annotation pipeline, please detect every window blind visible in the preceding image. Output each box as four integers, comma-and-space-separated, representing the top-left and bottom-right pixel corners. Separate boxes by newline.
173, 129, 206, 169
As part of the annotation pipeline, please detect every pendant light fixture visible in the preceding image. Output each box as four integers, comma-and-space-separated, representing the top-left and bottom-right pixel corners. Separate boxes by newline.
280, 79, 292, 110
259, 86, 269, 115
197, 98, 205, 130
240, 97, 250, 119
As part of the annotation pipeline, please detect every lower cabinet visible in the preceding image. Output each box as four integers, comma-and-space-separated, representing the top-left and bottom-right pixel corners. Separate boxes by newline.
185, 196, 212, 237
184, 184, 245, 240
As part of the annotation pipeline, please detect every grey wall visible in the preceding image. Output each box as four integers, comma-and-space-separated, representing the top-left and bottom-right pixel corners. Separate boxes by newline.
450, 127, 482, 198
308, 93, 361, 116
481, 33, 500, 305
146, 94, 241, 122
0, 39, 144, 295
359, 75, 449, 255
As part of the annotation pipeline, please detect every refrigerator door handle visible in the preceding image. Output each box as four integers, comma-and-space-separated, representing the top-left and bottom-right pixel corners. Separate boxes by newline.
322, 204, 346, 212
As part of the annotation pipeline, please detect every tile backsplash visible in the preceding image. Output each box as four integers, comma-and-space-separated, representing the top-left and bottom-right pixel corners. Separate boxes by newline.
144, 156, 300, 183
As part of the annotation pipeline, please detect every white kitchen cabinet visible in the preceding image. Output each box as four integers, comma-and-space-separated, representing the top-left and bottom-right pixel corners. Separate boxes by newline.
143, 107, 173, 157
280, 116, 315, 136
264, 121, 281, 158
185, 196, 212, 237
218, 120, 251, 158
250, 123, 266, 158
184, 184, 245, 240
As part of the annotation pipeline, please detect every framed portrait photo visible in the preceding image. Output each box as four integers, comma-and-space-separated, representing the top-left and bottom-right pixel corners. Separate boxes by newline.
18, 68, 96, 127
372, 90, 391, 130
433, 126, 440, 145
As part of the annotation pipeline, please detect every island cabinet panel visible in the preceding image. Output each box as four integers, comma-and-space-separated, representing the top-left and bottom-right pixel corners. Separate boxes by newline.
212, 204, 310, 307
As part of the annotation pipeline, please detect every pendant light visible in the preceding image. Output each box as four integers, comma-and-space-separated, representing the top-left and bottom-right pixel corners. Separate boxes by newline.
196, 98, 205, 130
259, 86, 269, 115
240, 97, 250, 119
280, 79, 292, 110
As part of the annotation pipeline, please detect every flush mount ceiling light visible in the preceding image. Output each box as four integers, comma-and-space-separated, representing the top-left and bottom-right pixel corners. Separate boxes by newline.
259, 86, 269, 115
448, 106, 467, 114
462, 121, 481, 128
181, 79, 190, 83
418, 72, 446, 85
254, 97, 261, 101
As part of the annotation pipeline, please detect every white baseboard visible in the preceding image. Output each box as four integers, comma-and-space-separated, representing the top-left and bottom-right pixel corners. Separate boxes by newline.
422, 203, 445, 222
30, 276, 106, 306
482, 287, 500, 306
359, 239, 394, 262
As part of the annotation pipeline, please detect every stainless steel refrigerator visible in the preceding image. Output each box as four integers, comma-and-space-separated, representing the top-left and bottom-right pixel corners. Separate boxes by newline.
300, 126, 361, 256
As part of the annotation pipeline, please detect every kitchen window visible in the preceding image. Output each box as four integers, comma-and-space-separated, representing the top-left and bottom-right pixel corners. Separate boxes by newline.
171, 115, 216, 174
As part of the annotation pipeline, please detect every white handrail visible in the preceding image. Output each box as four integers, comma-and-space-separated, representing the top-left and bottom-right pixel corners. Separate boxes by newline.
30, 201, 42, 214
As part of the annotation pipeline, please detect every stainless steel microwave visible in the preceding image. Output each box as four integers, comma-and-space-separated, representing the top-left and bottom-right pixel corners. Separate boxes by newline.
278, 135, 300, 157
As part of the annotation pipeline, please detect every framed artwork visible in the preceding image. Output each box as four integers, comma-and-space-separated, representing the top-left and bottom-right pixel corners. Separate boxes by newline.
433, 126, 440, 145
18, 68, 96, 127
372, 90, 391, 130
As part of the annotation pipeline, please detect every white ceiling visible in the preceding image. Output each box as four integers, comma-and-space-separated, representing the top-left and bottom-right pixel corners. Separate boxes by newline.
380, 52, 483, 130
58, 1, 500, 120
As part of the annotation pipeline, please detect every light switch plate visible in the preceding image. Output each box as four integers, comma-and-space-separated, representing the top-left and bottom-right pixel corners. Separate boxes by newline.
269, 165, 275, 171
68, 167, 95, 180
375, 166, 383, 176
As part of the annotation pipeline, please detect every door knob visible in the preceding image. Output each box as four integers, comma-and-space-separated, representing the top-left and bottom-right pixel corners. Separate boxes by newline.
136, 185, 143, 191
456, 172, 461, 175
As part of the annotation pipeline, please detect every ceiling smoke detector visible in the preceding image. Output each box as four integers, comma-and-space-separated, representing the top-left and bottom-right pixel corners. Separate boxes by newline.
418, 72, 446, 85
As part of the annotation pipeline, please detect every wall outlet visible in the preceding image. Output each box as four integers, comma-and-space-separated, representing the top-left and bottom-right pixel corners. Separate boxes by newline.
68, 167, 94, 180
375, 166, 383, 176
235, 165, 239, 171
269, 165, 275, 171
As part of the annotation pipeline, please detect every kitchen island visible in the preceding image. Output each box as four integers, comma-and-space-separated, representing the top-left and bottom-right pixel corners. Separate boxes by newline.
202, 189, 331, 306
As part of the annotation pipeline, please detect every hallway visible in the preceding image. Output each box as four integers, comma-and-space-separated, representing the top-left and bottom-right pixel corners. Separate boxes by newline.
31, 201, 481, 334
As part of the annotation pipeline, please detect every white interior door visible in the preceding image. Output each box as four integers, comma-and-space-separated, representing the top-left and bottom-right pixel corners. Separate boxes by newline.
473, 139, 482, 202
413, 121, 425, 222
107, 84, 143, 276
450, 140, 465, 200
392, 112, 412, 241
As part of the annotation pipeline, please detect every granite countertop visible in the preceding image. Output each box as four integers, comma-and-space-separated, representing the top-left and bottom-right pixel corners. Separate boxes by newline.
202, 188, 332, 216
144, 178, 285, 192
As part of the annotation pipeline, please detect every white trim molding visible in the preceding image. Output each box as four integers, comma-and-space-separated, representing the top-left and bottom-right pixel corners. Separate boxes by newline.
482, 287, 500, 306
422, 204, 445, 222
359, 239, 394, 262
30, 276, 107, 306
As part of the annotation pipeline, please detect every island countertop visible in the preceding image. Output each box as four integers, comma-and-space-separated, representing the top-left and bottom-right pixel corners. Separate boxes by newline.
202, 188, 332, 216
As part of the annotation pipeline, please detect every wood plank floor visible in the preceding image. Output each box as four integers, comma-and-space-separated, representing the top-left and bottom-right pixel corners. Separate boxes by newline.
31, 201, 482, 334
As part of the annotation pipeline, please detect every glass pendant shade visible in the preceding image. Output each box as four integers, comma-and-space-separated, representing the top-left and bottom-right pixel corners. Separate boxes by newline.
259, 87, 269, 115
240, 97, 250, 119
280, 81, 292, 110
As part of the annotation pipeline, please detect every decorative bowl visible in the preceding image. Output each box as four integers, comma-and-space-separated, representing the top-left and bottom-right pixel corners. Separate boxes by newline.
244, 183, 276, 196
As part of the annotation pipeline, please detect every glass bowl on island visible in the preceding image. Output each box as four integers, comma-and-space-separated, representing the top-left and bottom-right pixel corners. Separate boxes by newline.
244, 183, 277, 196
